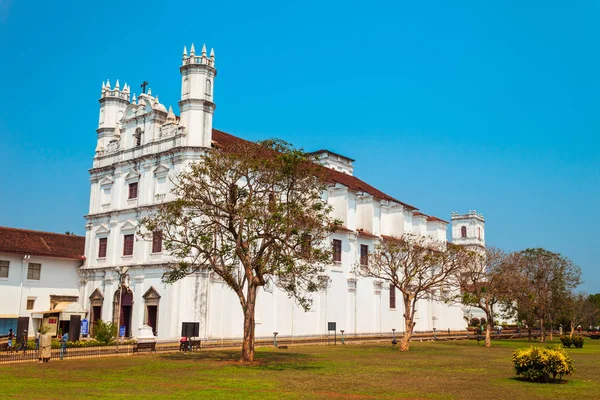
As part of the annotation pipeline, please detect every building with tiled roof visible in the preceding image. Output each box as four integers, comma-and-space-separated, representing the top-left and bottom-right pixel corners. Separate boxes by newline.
81, 43, 470, 341
0, 227, 85, 340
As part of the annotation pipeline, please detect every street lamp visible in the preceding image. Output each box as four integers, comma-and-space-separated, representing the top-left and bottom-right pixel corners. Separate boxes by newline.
273, 332, 278, 348
114, 267, 129, 353
392, 329, 397, 348
340, 330, 345, 345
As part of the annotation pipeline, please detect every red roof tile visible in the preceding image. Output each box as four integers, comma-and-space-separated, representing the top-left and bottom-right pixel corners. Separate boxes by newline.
0, 227, 85, 260
356, 229, 379, 239
210, 129, 419, 212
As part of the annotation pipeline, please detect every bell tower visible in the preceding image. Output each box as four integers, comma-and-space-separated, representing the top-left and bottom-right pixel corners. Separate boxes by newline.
96, 80, 130, 155
451, 210, 485, 249
179, 43, 216, 148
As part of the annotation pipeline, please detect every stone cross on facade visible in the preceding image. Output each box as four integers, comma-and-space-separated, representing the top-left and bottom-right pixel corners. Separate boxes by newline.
141, 81, 148, 94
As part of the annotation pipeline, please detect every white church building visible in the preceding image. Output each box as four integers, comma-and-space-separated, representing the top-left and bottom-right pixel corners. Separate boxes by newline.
80, 43, 485, 340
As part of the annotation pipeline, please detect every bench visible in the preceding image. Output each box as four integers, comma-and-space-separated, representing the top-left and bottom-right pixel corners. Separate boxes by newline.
189, 339, 202, 351
134, 341, 156, 354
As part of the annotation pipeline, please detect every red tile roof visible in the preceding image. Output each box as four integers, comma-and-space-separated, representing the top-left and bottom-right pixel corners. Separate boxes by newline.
209, 128, 445, 218
0, 227, 85, 260
357, 229, 379, 239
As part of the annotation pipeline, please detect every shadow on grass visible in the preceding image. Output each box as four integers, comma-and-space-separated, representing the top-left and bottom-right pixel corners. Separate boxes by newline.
507, 377, 570, 385
159, 349, 321, 371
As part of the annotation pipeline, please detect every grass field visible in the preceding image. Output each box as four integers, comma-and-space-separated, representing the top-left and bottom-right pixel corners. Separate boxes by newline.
1, 339, 598, 399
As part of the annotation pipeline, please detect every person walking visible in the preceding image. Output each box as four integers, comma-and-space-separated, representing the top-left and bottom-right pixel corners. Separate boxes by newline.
16, 330, 28, 354
59, 332, 68, 359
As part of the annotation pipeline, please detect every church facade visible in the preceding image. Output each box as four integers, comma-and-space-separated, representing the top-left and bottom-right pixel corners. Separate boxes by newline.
80, 44, 485, 340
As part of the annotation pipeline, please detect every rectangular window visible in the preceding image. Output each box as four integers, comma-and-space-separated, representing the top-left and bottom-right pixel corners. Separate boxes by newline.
123, 234, 134, 256
152, 231, 163, 253
128, 182, 138, 199
27, 263, 41, 280
360, 244, 369, 266
0, 260, 8, 278
26, 299, 35, 310
98, 237, 108, 258
332, 239, 342, 262
389, 286, 396, 309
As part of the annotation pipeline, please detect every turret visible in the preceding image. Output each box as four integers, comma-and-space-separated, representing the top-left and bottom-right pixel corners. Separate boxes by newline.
96, 79, 130, 156
179, 43, 216, 148
451, 210, 485, 249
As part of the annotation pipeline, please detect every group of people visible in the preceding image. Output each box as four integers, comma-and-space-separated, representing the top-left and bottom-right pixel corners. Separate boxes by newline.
5, 328, 68, 363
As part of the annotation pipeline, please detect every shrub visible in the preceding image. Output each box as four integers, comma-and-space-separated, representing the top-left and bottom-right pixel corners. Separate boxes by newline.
560, 336, 573, 348
92, 320, 117, 344
480, 317, 487, 325
512, 345, 574, 383
470, 318, 480, 327
572, 336, 584, 349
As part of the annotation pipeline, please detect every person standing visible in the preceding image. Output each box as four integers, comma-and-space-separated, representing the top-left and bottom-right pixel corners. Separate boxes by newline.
35, 329, 40, 351
7, 329, 14, 350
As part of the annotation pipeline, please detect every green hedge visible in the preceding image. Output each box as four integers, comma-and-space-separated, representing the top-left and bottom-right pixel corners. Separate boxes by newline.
559, 335, 584, 348
512, 345, 574, 383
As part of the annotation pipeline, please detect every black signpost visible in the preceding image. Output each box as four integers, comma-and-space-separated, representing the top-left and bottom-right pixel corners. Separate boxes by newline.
327, 322, 337, 345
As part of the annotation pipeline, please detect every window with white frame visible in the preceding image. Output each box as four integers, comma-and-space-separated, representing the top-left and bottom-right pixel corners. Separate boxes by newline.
27, 263, 41, 280
0, 260, 9, 278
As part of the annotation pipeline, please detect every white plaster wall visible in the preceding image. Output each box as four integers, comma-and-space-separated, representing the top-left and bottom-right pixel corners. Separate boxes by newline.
0, 253, 81, 334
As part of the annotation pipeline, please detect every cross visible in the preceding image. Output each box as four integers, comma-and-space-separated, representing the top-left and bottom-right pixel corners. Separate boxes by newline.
141, 81, 149, 93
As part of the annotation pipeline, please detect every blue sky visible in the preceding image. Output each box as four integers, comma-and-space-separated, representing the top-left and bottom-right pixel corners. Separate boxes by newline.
0, 1, 597, 292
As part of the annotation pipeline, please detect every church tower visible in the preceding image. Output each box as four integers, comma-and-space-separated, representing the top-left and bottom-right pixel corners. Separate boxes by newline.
96, 80, 130, 154
179, 43, 216, 148
451, 210, 485, 249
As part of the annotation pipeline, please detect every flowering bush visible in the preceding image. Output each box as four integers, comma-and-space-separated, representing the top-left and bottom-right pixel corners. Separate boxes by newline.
512, 345, 574, 383
559, 336, 573, 347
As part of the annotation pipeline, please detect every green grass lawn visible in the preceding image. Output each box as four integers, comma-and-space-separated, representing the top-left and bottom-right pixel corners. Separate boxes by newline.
1, 339, 598, 399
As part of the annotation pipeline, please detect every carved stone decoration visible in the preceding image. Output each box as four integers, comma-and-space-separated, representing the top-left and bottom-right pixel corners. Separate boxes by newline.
106, 140, 120, 153
160, 124, 177, 138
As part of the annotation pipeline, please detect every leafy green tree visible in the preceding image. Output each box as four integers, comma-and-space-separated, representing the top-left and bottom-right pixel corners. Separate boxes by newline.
92, 320, 116, 344
140, 139, 336, 362
508, 248, 581, 342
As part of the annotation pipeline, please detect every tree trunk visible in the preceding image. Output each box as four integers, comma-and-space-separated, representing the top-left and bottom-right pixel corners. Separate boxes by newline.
240, 285, 257, 362
569, 322, 575, 338
527, 326, 532, 341
539, 318, 546, 343
400, 294, 414, 352
485, 321, 492, 347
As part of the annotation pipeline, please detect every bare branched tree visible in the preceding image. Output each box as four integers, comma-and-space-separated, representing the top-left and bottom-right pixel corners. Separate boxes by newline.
139, 139, 337, 362
356, 234, 466, 351
457, 247, 512, 347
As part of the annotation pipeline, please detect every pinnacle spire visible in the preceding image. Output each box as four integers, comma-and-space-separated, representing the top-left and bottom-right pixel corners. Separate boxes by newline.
115, 80, 120, 90
201, 44, 207, 56
190, 43, 196, 56
210, 48, 215, 58
183, 46, 188, 57
132, 93, 137, 102
106, 79, 111, 90
167, 106, 176, 122
102, 81, 106, 89
147, 88, 152, 96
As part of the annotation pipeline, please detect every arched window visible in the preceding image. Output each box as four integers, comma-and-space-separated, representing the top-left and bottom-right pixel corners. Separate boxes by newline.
478, 227, 481, 240
134, 128, 142, 147
461, 226, 467, 238
205, 79, 212, 96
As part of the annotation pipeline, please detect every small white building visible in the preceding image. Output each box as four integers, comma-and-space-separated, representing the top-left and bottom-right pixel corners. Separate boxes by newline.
0, 227, 85, 338
80, 43, 476, 340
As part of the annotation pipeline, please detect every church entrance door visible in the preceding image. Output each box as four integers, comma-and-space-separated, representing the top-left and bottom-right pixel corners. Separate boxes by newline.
120, 290, 133, 337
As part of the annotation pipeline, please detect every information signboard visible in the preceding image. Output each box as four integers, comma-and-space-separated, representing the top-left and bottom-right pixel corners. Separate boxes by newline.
81, 319, 89, 335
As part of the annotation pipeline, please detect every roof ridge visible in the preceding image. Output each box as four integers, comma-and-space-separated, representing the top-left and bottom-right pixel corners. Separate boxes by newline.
0, 226, 84, 238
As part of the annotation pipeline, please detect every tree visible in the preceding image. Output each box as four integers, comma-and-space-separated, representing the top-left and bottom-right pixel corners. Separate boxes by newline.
561, 293, 599, 336
139, 139, 336, 362
356, 234, 466, 351
458, 247, 511, 347
508, 248, 581, 343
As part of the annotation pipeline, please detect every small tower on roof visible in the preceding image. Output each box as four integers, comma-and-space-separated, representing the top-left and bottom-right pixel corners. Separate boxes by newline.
451, 210, 485, 249
179, 42, 216, 148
